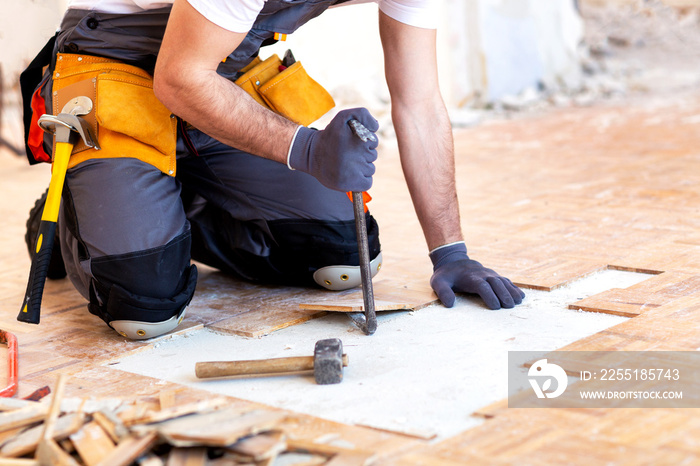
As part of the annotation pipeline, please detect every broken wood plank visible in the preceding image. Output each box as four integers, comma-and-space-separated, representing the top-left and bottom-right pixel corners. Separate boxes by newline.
123, 397, 230, 426
1, 413, 84, 458
36, 438, 81, 466
154, 408, 287, 447
59, 439, 75, 454
70, 421, 116, 466
568, 288, 649, 317
40, 374, 68, 444
138, 455, 166, 466
159, 389, 177, 411
286, 438, 374, 458
165, 447, 208, 466
0, 424, 31, 445
0, 397, 36, 412
94, 432, 159, 466
355, 423, 437, 441
0, 460, 39, 466
324, 451, 375, 466
92, 410, 128, 444
263, 452, 326, 466
0, 404, 48, 433
208, 308, 328, 338
225, 431, 286, 461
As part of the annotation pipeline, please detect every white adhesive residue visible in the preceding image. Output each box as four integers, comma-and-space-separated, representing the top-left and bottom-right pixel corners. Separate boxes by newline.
113, 269, 650, 440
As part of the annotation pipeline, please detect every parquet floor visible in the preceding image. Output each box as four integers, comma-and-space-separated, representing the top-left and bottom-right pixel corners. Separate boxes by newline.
1, 89, 700, 463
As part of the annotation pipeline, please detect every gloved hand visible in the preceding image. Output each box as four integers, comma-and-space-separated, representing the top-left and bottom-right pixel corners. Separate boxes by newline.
429, 242, 525, 310
288, 108, 379, 192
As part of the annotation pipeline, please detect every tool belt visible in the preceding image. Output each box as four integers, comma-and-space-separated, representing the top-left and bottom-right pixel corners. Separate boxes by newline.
235, 53, 335, 126
27, 51, 333, 175
50, 53, 178, 176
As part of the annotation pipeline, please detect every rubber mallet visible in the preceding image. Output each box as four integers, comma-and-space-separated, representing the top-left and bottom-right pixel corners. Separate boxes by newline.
195, 338, 349, 385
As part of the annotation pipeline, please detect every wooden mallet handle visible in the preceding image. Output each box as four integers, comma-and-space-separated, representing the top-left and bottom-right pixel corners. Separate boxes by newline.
195, 354, 349, 379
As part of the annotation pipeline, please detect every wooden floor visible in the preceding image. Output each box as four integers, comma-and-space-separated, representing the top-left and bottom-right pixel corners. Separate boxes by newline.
1, 88, 700, 463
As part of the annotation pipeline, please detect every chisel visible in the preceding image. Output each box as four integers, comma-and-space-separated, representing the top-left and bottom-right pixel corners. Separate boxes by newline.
347, 119, 377, 335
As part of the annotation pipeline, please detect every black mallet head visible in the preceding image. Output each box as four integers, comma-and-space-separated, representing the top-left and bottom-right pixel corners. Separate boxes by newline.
313, 338, 346, 385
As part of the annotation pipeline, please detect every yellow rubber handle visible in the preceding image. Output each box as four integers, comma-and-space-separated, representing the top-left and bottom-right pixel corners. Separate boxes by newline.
41, 142, 72, 223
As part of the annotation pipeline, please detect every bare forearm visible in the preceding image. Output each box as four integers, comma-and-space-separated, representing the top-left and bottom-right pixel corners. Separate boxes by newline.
154, 68, 296, 163
153, 0, 296, 163
393, 99, 463, 251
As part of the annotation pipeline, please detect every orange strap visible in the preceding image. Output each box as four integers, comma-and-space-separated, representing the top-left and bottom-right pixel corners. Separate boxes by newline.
346, 191, 372, 213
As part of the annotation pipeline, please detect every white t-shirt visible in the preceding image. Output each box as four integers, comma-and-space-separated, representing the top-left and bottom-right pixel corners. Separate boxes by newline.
66, 0, 438, 31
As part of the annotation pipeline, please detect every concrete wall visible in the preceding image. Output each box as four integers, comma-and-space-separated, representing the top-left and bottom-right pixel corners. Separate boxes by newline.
444, 0, 584, 106
0, 0, 67, 87
264, 0, 585, 108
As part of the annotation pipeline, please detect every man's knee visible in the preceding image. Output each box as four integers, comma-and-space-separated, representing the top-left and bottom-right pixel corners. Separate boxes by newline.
87, 231, 197, 340
268, 213, 382, 290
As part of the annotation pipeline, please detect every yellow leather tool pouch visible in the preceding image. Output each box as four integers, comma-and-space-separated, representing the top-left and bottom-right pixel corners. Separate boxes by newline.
234, 54, 335, 126
52, 53, 177, 176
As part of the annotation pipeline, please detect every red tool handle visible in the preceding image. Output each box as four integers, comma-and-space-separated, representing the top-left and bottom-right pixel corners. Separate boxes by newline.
0, 331, 18, 397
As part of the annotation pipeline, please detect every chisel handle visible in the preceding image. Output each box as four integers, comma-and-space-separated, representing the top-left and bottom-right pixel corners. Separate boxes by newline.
195, 354, 349, 379
18, 142, 72, 325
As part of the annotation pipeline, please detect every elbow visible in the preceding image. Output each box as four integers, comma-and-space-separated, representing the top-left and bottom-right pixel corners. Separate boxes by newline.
153, 72, 172, 110
153, 66, 179, 114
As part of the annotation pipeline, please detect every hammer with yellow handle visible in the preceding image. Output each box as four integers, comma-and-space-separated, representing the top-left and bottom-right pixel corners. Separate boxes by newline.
18, 97, 100, 324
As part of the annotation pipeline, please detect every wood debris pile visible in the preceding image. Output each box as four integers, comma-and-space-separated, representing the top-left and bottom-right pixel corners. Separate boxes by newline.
0, 377, 376, 466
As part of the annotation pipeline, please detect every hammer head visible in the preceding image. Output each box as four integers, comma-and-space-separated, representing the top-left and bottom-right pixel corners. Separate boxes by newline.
313, 338, 344, 385
37, 96, 100, 149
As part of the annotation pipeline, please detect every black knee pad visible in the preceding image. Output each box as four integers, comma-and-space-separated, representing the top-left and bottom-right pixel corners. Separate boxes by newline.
189, 206, 381, 288
87, 231, 198, 339
267, 213, 382, 287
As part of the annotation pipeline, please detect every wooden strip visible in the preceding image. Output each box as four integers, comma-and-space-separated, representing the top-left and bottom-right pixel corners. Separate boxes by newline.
40, 374, 68, 443
70, 421, 116, 466
0, 404, 48, 433
299, 300, 414, 313
1, 413, 84, 458
94, 432, 159, 466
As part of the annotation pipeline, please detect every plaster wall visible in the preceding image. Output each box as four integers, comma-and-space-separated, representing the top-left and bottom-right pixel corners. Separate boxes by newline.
1, 0, 583, 107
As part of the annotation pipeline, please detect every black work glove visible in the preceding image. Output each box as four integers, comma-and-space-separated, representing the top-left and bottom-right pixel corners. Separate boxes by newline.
429, 242, 525, 309
288, 108, 379, 192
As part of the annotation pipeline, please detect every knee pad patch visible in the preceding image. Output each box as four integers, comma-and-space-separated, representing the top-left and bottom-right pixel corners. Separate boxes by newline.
313, 252, 382, 291
89, 264, 197, 339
